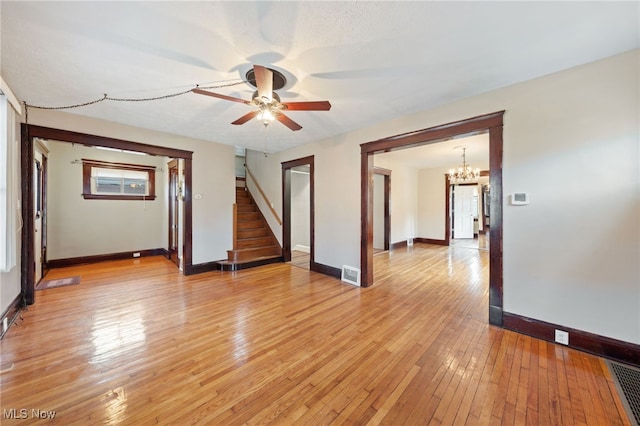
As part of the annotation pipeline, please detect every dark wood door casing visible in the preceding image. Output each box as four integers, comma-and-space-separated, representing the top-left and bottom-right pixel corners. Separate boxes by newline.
168, 159, 180, 267
360, 111, 504, 326
20, 124, 194, 305
281, 156, 314, 265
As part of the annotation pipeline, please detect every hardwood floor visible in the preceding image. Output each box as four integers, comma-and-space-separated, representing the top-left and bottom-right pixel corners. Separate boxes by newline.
288, 250, 310, 270
0, 244, 630, 425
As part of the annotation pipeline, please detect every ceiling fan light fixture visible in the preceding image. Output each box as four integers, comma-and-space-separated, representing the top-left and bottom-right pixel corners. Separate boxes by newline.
257, 106, 276, 126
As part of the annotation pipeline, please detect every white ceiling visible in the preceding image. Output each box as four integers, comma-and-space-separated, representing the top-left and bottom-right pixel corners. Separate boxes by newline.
1, 1, 638, 154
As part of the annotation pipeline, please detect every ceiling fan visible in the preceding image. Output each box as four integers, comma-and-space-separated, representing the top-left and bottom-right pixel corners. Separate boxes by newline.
192, 65, 331, 131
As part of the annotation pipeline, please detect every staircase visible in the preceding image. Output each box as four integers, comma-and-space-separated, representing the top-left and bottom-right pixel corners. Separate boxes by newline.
220, 186, 282, 270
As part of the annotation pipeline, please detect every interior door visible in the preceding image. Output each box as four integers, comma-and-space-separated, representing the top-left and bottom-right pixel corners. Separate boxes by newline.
453, 185, 475, 239
168, 160, 179, 267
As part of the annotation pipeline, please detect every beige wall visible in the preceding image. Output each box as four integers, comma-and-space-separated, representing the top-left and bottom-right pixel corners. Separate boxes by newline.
46, 141, 168, 260
247, 50, 640, 344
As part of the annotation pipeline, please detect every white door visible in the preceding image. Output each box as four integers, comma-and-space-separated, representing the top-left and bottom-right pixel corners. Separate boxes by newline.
453, 185, 475, 239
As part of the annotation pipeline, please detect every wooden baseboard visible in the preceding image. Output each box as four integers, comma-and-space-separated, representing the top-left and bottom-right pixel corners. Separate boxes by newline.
503, 312, 640, 367
47, 248, 169, 269
310, 261, 341, 279
217, 256, 283, 272
185, 261, 222, 275
415, 238, 448, 246
390, 240, 407, 250
0, 294, 23, 340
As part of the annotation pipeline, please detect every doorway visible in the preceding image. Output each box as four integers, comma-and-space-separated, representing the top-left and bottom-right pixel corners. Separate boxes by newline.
373, 167, 391, 253
167, 159, 182, 268
282, 156, 314, 270
360, 111, 504, 325
33, 139, 48, 284
21, 124, 194, 305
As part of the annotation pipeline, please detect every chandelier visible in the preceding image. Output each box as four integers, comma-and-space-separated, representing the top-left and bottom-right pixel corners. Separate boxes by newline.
449, 147, 480, 184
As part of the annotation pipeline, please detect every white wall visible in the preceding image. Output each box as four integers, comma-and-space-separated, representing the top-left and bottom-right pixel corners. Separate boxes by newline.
417, 167, 449, 241
27, 108, 235, 264
247, 50, 640, 344
374, 156, 418, 245
46, 141, 168, 259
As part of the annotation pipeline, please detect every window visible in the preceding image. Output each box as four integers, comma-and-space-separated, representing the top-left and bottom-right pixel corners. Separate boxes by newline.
82, 159, 156, 200
0, 94, 18, 272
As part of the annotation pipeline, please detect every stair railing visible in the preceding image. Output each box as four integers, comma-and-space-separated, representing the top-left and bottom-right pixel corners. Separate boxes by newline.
244, 165, 282, 226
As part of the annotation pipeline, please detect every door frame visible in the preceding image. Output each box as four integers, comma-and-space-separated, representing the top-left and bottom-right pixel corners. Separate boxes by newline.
373, 167, 391, 251
360, 111, 504, 326
445, 171, 489, 243
167, 159, 181, 268
32, 140, 48, 283
282, 156, 314, 264
21, 124, 194, 305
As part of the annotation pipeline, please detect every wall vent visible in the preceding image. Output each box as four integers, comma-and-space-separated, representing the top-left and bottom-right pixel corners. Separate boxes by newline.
341, 265, 361, 286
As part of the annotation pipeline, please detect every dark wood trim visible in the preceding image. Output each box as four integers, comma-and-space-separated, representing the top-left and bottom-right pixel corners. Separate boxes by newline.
503, 312, 640, 367
310, 261, 342, 279
216, 256, 284, 272
22, 124, 196, 301
0, 294, 23, 340
488, 127, 504, 326
444, 173, 451, 246
390, 240, 407, 250
24, 124, 193, 159
46, 248, 168, 269
183, 158, 193, 274
186, 260, 222, 274
414, 238, 448, 246
361, 112, 504, 155
81, 158, 157, 201
360, 111, 504, 326
21, 124, 35, 305
391, 238, 448, 249
81, 194, 157, 201
282, 156, 314, 264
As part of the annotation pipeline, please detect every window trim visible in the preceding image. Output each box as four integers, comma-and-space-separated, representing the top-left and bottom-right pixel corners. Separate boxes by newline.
82, 159, 156, 200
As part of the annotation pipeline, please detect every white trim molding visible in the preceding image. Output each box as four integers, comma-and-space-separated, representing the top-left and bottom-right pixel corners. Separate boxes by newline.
0, 76, 22, 116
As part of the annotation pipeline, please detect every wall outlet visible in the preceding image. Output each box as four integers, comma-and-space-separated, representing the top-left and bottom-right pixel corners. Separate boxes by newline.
132, 252, 141, 258
2, 317, 8, 334
555, 329, 569, 345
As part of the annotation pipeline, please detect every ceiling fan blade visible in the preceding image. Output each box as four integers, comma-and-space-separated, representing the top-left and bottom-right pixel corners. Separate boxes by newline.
276, 113, 302, 131
253, 65, 273, 103
281, 101, 332, 111
231, 111, 259, 125
192, 88, 249, 104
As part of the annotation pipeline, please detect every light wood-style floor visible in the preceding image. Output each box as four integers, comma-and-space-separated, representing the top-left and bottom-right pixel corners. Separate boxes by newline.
0, 244, 630, 425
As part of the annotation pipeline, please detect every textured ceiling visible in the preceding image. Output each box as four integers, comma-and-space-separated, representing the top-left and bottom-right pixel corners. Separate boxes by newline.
1, 1, 638, 154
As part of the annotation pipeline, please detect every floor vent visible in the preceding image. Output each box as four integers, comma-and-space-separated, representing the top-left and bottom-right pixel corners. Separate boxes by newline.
341, 265, 360, 286
608, 360, 640, 426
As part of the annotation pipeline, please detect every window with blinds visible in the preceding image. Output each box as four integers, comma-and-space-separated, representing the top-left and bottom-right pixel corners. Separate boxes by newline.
82, 159, 156, 200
